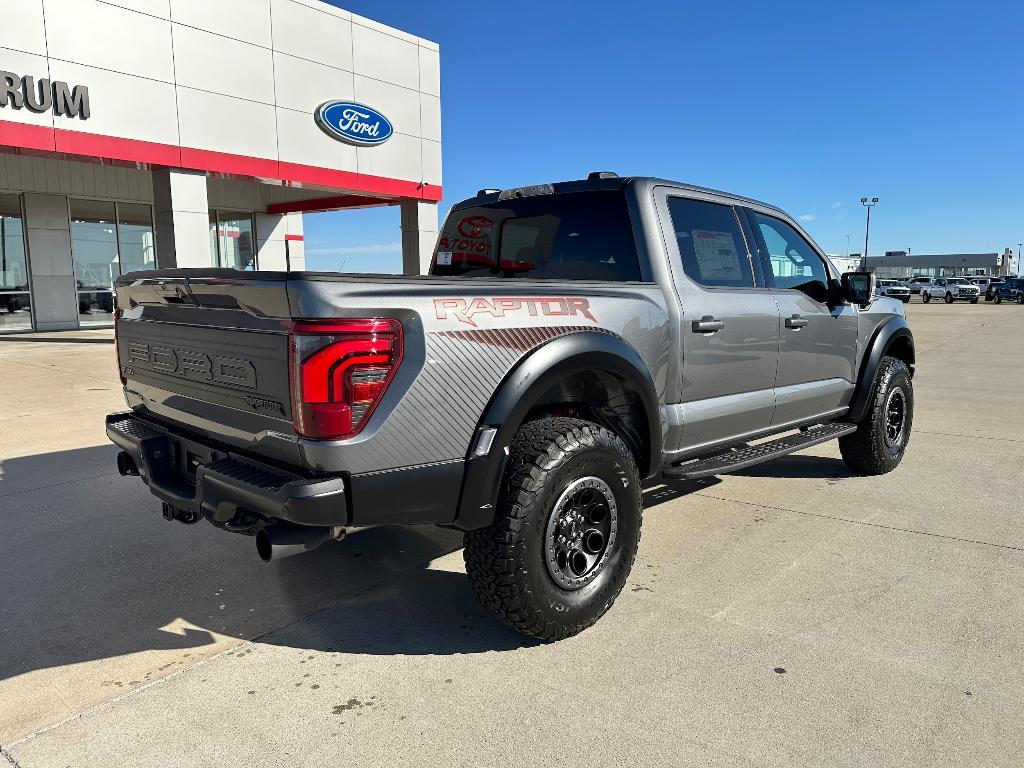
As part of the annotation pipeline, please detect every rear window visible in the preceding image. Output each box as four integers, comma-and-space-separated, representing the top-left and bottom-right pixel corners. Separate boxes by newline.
430, 191, 641, 281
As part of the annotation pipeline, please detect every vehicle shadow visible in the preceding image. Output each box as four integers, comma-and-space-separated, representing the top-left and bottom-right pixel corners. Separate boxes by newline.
0, 444, 740, 681
726, 455, 855, 480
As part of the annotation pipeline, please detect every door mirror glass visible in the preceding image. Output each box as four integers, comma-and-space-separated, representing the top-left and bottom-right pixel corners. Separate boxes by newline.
842, 272, 874, 305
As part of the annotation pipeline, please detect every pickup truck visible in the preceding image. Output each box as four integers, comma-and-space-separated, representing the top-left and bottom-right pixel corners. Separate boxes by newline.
107, 173, 916, 640
921, 277, 980, 303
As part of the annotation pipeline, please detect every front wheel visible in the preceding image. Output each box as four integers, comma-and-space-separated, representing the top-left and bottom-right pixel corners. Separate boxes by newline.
995, 293, 1003, 304
464, 417, 642, 641
923, 292, 932, 303
901, 297, 910, 304
970, 298, 978, 304
840, 357, 914, 475
944, 292, 954, 304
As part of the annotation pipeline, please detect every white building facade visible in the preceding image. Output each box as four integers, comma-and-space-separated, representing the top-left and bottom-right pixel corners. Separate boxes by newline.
0, 0, 441, 331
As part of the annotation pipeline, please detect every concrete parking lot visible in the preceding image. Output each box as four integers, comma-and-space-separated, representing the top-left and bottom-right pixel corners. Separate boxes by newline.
2, 302, 1022, 767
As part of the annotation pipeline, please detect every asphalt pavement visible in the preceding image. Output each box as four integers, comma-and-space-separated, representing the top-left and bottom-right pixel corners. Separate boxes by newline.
1, 302, 1022, 767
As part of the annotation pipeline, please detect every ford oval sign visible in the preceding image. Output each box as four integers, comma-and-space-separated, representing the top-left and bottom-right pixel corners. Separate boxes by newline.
315, 101, 393, 147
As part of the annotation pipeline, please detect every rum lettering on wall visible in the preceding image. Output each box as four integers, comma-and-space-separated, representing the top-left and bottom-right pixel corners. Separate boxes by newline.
0, 71, 90, 119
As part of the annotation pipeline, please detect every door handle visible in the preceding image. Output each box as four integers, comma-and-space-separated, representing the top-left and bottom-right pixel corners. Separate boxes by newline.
785, 314, 809, 329
691, 316, 725, 333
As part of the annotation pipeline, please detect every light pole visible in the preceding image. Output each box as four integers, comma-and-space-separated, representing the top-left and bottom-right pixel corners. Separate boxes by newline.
846, 234, 851, 258
1017, 243, 1022, 276
860, 197, 878, 271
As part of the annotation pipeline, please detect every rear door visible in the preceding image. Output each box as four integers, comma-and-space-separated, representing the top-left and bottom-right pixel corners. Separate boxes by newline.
655, 189, 780, 453
744, 208, 858, 427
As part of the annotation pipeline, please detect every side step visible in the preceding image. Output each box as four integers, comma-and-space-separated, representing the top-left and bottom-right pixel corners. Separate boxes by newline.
662, 422, 858, 481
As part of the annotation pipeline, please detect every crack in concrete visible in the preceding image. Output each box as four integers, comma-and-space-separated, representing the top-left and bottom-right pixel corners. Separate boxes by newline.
696, 491, 1024, 553
0, 471, 121, 499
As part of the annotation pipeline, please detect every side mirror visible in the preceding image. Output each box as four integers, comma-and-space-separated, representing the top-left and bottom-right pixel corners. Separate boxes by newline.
841, 272, 875, 306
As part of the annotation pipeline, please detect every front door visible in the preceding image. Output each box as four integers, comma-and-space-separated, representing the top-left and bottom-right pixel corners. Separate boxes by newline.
656, 191, 781, 454
745, 209, 858, 427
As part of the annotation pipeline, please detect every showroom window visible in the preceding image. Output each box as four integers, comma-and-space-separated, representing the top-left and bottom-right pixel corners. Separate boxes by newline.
209, 211, 257, 270
0, 193, 31, 331
70, 199, 156, 327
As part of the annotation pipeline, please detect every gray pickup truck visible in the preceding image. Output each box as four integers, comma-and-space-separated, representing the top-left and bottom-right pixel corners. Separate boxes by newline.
107, 173, 915, 640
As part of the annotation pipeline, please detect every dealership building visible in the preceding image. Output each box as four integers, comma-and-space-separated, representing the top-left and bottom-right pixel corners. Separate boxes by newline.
0, 0, 441, 332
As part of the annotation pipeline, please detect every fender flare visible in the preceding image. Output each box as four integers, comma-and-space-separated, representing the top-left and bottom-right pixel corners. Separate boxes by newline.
453, 331, 661, 530
847, 315, 915, 423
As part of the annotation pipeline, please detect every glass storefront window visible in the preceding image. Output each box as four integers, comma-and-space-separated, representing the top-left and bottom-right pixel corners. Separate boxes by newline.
118, 203, 156, 275
0, 193, 31, 331
71, 199, 119, 326
210, 211, 257, 270
70, 199, 157, 327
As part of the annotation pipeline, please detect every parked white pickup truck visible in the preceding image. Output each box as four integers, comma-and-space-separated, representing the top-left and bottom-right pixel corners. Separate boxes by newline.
921, 277, 980, 304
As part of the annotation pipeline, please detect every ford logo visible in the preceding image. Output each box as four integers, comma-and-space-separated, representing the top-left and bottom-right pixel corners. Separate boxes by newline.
315, 100, 393, 147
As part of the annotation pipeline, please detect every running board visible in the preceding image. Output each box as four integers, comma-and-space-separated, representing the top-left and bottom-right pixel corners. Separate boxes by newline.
662, 422, 858, 481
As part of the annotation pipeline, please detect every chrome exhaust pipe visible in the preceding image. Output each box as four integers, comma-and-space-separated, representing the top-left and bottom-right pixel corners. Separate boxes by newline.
255, 523, 346, 562
117, 451, 140, 476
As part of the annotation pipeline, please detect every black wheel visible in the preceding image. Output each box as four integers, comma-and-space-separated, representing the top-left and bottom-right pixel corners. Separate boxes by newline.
944, 292, 954, 304
970, 298, 978, 304
923, 292, 931, 303
994, 293, 1002, 304
1017, 293, 1024, 305
463, 417, 642, 641
901, 297, 910, 304
840, 357, 913, 475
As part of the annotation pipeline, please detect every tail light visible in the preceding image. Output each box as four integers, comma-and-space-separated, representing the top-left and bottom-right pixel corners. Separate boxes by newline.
289, 319, 403, 440
114, 307, 126, 386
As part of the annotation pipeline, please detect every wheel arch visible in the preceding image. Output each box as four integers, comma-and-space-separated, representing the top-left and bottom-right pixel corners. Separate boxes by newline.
847, 315, 915, 423
453, 331, 661, 530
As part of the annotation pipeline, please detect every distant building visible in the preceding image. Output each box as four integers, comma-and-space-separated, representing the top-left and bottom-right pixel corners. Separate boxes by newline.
828, 254, 861, 274
864, 251, 1008, 279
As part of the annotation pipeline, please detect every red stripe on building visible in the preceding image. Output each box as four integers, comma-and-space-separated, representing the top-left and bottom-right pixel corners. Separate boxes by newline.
0, 119, 442, 203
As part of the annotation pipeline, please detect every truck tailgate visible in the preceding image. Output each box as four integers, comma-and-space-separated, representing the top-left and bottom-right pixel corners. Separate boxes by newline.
116, 272, 299, 462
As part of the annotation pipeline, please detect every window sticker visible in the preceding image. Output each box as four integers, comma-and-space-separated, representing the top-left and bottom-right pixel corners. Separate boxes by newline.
436, 251, 453, 266
691, 229, 743, 281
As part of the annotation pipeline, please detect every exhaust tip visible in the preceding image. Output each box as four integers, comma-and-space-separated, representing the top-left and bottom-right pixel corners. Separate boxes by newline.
255, 528, 273, 562
255, 523, 342, 562
117, 451, 140, 476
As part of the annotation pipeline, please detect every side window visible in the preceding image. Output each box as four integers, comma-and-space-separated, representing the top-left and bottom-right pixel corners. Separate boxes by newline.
752, 212, 830, 303
665, 197, 754, 288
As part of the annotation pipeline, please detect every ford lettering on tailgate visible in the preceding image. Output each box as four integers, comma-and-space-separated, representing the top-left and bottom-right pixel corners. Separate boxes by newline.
125, 342, 257, 390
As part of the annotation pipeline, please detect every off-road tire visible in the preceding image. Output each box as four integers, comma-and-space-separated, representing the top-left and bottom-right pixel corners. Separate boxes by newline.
994, 292, 1003, 304
840, 356, 913, 475
463, 417, 642, 641
923, 292, 931, 303
944, 292, 954, 304
1016, 293, 1024, 305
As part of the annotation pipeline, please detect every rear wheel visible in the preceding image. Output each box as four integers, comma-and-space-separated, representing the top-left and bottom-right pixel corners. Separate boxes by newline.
970, 298, 978, 304
995, 293, 1003, 304
923, 292, 932, 303
840, 357, 913, 475
463, 417, 642, 641
1017, 293, 1024, 305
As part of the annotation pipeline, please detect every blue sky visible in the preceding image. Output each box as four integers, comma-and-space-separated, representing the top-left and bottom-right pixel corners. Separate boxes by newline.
306, 0, 1024, 273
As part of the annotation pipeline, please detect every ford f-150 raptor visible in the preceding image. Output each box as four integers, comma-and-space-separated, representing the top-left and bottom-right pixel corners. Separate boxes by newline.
107, 173, 915, 640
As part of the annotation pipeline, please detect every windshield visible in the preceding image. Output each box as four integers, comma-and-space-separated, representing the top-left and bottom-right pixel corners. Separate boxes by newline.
947, 278, 969, 285
430, 191, 641, 281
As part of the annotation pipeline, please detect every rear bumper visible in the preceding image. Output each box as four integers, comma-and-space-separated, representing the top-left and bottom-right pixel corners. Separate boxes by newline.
106, 412, 348, 526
